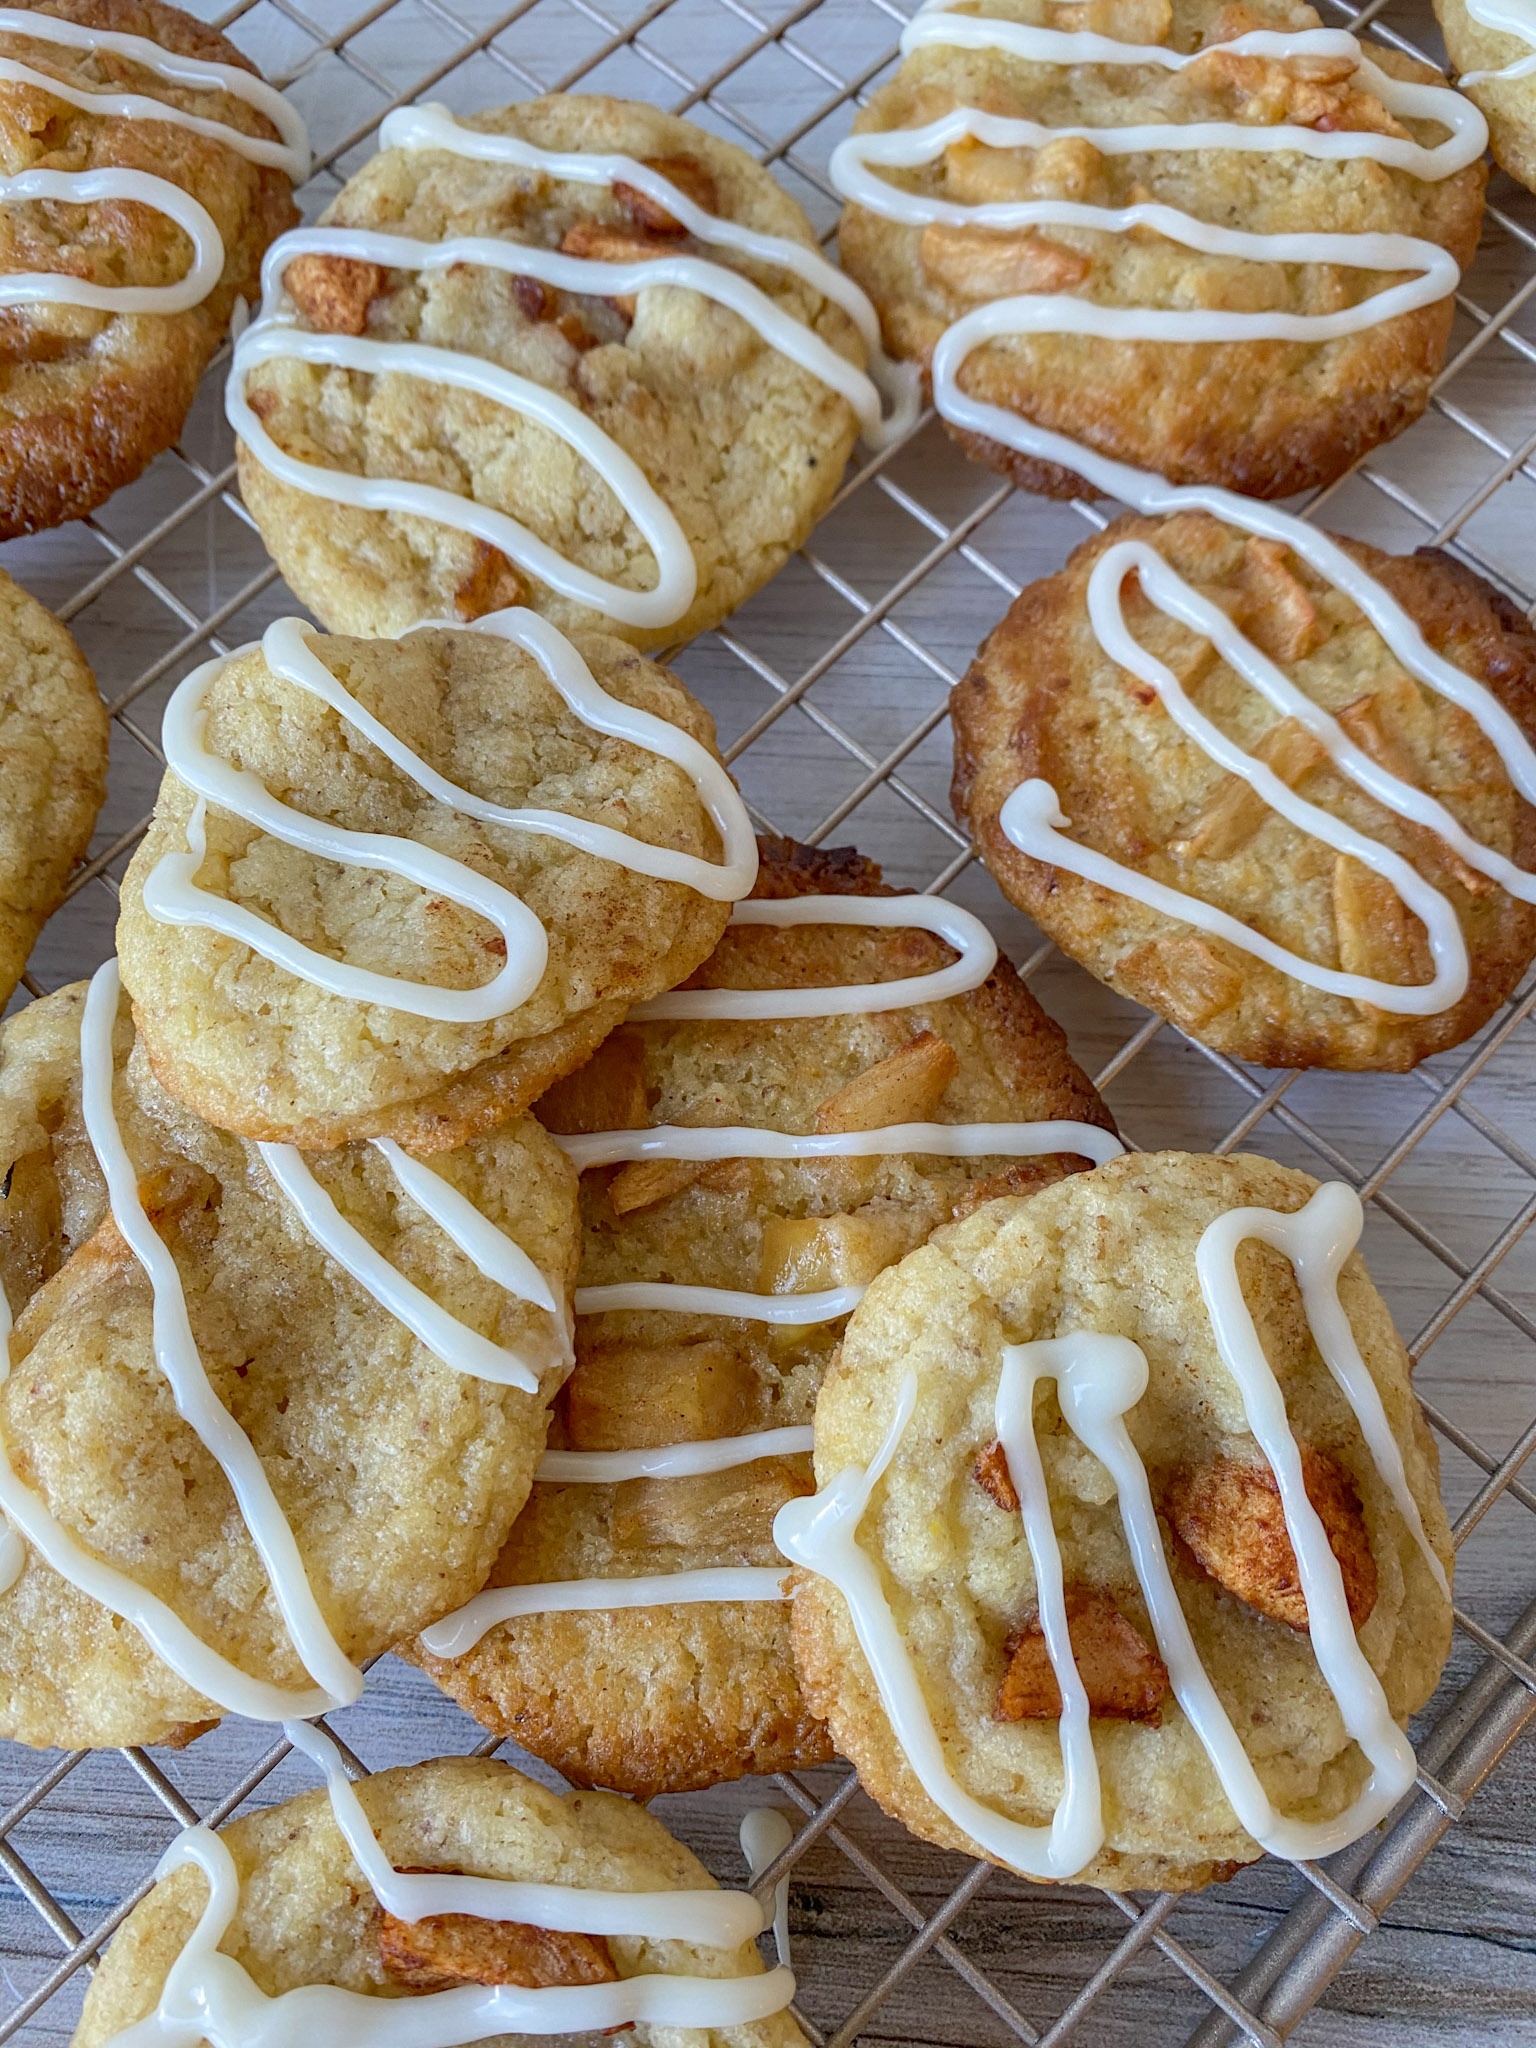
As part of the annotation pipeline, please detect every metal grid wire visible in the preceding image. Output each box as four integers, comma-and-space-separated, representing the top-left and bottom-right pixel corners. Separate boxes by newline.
1, 0, 1535, 2036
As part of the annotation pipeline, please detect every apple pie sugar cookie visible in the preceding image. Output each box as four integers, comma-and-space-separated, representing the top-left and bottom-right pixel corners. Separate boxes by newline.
74, 1721, 803, 2048
230, 92, 913, 649
401, 836, 1119, 1797
779, 1151, 1452, 1893
115, 608, 754, 1152
0, 568, 107, 1010
0, 0, 304, 536
833, 0, 1487, 500
951, 513, 1536, 1071
1435, 0, 1536, 195
0, 971, 579, 1750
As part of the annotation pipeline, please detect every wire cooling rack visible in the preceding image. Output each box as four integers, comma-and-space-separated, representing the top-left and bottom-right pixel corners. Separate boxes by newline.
1, 0, 1534, 2038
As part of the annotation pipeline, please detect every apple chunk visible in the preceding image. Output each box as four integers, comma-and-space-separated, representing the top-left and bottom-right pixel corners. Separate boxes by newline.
562, 1340, 759, 1451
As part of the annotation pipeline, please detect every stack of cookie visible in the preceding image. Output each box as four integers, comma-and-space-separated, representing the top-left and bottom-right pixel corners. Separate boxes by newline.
0, 0, 1526, 2031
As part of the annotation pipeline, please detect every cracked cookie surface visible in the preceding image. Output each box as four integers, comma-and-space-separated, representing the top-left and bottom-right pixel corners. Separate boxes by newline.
788, 1150, 1452, 1891
236, 92, 866, 647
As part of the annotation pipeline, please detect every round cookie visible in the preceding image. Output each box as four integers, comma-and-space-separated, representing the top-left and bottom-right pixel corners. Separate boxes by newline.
785, 1151, 1453, 1892
234, 92, 868, 649
0, 978, 579, 1749
73, 1753, 805, 2047
951, 512, 1536, 1070
116, 619, 741, 1151
402, 836, 1115, 1797
1435, 0, 1536, 194
0, 569, 107, 1009
837, 0, 1486, 501
0, 0, 299, 536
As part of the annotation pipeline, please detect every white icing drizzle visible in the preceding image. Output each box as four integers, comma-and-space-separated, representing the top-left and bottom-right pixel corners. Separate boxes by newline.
1045, 1327, 1414, 1861
1198, 1182, 1447, 1598
740, 1808, 795, 1969
0, 9, 307, 319
0, 1518, 22, 1596
258, 1140, 570, 1393
0, 962, 362, 1723
538, 1424, 814, 1483
996, 536, 1536, 1014
831, 4, 1531, 1018
1459, 0, 1536, 83
383, 98, 913, 431
0, 9, 306, 174
563, 1117, 1121, 1323
834, 13, 1482, 342
576, 1279, 866, 1322
0, 168, 224, 315
421, 1565, 790, 1657
392, 865, 1109, 1639
775, 1372, 1100, 1876
135, 614, 1110, 1636
557, 1117, 1125, 1172
141, 607, 758, 1023
378, 1138, 562, 1320
234, 228, 893, 589
104, 1723, 792, 2047
285, 1717, 768, 1943
228, 102, 917, 632
991, 495, 1536, 1013
460, 1131, 1120, 1633
632, 893, 999, 1020
876, 14, 1484, 175
993, 1338, 1103, 1869
775, 1180, 1446, 1875
230, 321, 699, 633
0, 1280, 341, 1723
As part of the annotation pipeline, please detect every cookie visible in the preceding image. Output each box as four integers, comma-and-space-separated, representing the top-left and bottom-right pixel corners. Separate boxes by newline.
401, 835, 1118, 1797
0, 568, 107, 1009
116, 608, 753, 1152
231, 92, 903, 650
0, 0, 303, 536
951, 511, 1536, 1070
1435, 0, 1536, 194
780, 1151, 1453, 1892
0, 969, 579, 1749
74, 1725, 803, 2047
833, 0, 1487, 501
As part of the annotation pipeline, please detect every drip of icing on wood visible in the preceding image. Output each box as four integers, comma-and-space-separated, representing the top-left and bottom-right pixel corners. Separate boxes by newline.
740, 1806, 796, 1969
